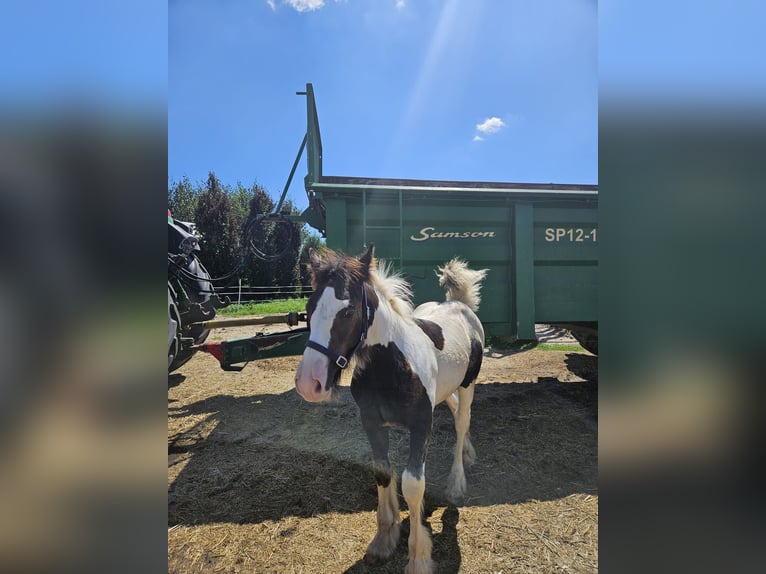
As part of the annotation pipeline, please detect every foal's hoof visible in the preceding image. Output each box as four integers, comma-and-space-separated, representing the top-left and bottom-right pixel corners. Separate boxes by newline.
363, 552, 383, 566
445, 474, 467, 506
405, 557, 435, 574
445, 490, 465, 507
364, 524, 400, 564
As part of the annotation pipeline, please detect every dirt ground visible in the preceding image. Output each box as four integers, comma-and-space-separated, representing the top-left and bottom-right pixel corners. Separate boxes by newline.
168, 323, 597, 573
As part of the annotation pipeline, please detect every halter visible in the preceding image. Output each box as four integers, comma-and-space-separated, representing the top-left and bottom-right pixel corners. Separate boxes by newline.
305, 283, 371, 370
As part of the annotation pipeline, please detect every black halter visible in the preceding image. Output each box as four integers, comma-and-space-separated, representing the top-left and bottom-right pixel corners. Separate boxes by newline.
306, 284, 370, 370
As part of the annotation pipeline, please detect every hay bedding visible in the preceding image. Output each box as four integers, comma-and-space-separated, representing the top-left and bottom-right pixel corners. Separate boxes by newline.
168, 345, 597, 573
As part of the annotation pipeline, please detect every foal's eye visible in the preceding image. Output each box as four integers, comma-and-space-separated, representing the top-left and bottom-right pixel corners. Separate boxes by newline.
343, 306, 355, 319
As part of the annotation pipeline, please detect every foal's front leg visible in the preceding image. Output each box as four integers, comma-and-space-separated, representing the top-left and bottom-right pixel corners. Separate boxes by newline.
402, 424, 435, 574
363, 423, 400, 563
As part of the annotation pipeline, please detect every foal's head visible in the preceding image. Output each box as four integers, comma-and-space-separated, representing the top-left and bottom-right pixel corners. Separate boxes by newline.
295, 244, 377, 402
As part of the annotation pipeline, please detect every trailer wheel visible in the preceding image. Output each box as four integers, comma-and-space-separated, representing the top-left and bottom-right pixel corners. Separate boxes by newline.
571, 330, 598, 355
183, 256, 212, 349
168, 286, 182, 370
168, 255, 213, 373
168, 290, 199, 373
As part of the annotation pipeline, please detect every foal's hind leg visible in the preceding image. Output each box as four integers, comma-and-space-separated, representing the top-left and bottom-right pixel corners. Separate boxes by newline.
362, 423, 400, 564
445, 392, 476, 468
446, 384, 475, 505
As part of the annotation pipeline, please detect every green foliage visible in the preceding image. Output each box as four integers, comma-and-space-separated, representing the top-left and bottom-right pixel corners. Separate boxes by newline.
240, 190, 304, 290
168, 175, 310, 290
242, 183, 275, 287
193, 172, 240, 279
229, 181, 253, 229
299, 231, 326, 288
168, 176, 198, 222
269, 199, 303, 287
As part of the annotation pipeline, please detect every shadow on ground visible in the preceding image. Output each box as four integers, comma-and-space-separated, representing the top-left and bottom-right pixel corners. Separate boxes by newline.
168, 353, 597, 527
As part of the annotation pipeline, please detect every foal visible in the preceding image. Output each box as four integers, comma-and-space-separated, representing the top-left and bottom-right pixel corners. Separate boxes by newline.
294, 245, 487, 574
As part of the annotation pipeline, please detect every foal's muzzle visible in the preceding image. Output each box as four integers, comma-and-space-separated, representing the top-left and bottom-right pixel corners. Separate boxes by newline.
295, 348, 338, 402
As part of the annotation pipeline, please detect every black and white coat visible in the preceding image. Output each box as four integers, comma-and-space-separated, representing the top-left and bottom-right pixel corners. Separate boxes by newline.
295, 245, 486, 574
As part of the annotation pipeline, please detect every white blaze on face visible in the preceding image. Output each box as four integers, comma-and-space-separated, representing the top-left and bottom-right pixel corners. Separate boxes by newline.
295, 286, 349, 402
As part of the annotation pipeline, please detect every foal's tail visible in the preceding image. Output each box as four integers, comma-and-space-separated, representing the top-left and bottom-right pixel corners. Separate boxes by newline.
436, 259, 488, 312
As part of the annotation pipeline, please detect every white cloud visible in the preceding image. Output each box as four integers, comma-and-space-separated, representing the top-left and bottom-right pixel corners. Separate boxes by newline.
396, 0, 406, 9
272, 0, 395, 14
284, 0, 325, 12
475, 117, 506, 135
472, 116, 507, 142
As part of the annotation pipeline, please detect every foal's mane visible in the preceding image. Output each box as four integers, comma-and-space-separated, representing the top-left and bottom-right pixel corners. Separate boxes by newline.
310, 250, 367, 289
310, 250, 414, 319
370, 260, 414, 319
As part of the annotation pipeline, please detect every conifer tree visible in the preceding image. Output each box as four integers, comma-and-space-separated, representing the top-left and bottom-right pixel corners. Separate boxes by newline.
193, 172, 240, 279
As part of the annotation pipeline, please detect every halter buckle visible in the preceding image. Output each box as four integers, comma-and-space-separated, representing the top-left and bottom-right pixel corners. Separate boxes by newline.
335, 356, 349, 369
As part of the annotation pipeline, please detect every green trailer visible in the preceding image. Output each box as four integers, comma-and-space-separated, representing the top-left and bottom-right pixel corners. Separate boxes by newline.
194, 83, 598, 369
295, 84, 598, 348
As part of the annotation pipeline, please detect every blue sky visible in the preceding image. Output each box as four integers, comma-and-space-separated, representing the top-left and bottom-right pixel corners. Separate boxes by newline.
169, 0, 597, 211
599, 0, 766, 108
1, 0, 166, 111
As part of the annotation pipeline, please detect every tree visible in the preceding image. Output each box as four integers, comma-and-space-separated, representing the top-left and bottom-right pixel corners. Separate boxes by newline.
168, 176, 198, 222
229, 181, 253, 230
242, 183, 276, 288
193, 172, 240, 279
299, 231, 326, 291
270, 200, 303, 289
171, 173, 311, 293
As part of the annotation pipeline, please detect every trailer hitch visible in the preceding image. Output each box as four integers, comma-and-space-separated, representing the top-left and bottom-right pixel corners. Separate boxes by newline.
193, 328, 310, 371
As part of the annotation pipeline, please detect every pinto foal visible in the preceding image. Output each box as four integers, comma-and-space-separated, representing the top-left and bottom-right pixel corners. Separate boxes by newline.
294, 245, 487, 574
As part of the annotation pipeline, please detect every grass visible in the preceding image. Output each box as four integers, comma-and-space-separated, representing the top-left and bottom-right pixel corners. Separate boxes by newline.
486, 336, 584, 352
533, 342, 585, 352
217, 297, 308, 316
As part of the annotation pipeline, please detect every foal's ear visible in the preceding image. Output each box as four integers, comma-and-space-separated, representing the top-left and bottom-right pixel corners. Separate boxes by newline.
359, 243, 375, 273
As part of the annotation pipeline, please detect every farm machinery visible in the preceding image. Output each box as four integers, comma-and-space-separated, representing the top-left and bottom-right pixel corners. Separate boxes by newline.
168, 83, 598, 372
167, 209, 311, 372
